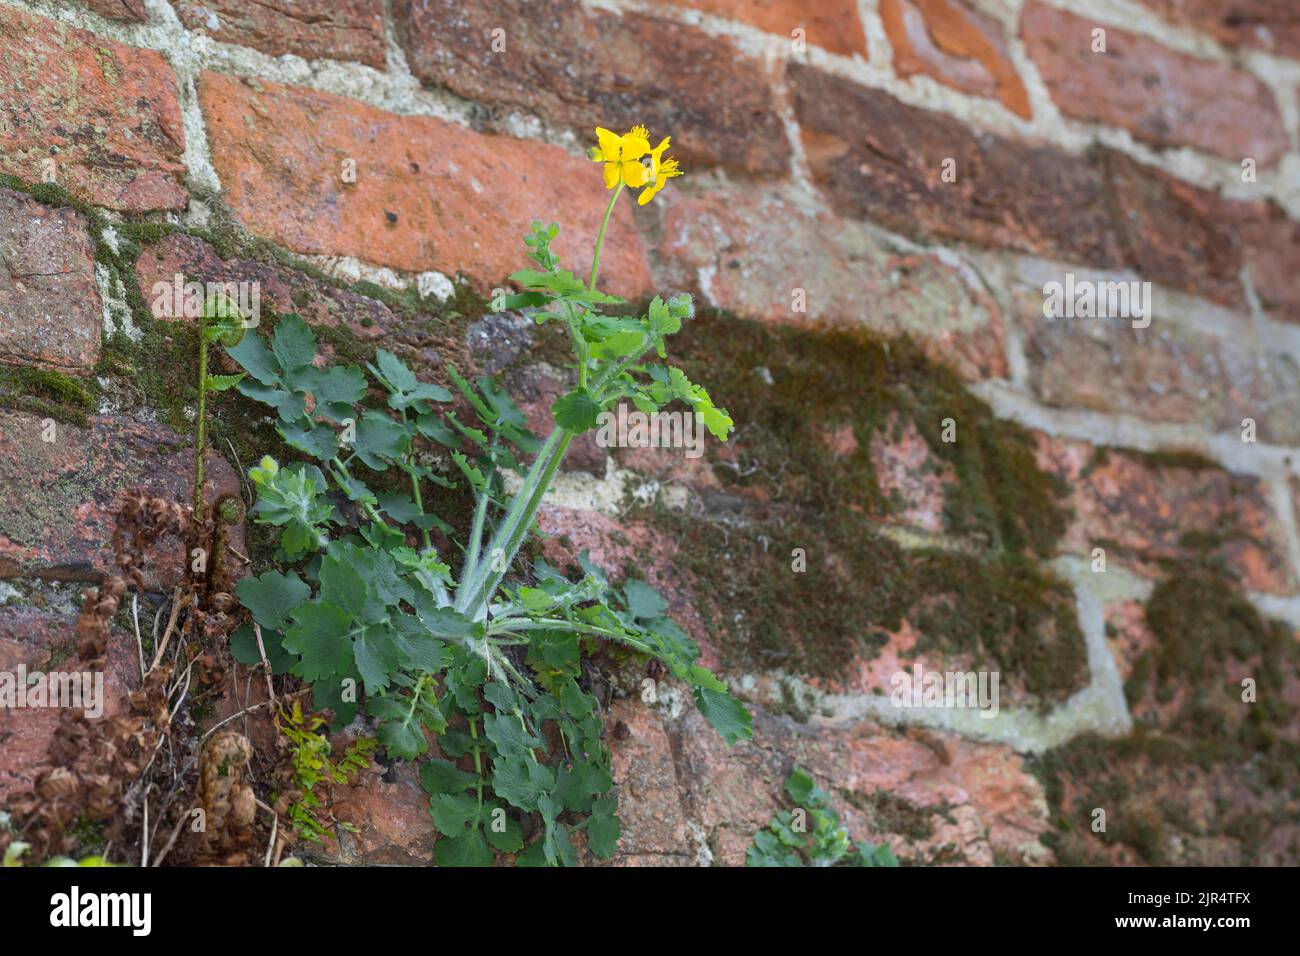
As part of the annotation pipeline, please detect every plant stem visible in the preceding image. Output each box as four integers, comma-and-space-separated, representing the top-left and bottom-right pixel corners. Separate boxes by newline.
456, 428, 564, 613
587, 183, 623, 293
193, 321, 209, 526
458, 182, 623, 615
461, 428, 573, 615
469, 716, 484, 819
400, 408, 433, 551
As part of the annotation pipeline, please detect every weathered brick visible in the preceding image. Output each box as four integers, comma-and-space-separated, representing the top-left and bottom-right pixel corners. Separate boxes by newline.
665, 0, 868, 58
674, 706, 1051, 866
791, 63, 1123, 267
198, 71, 652, 295
81, 0, 148, 21
984, 254, 1300, 441
135, 232, 400, 343
654, 184, 1008, 379
882, 0, 1030, 117
171, 0, 387, 69
1135, 0, 1300, 60
393, 0, 789, 177
868, 416, 955, 532
1223, 199, 1300, 322
1098, 148, 1245, 309
1035, 436, 1294, 594
0, 5, 187, 211
0, 411, 242, 583
605, 699, 691, 861
1022, 2, 1287, 167
0, 188, 102, 372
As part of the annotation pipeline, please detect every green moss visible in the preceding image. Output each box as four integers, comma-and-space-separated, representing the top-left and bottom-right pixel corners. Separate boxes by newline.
1090, 445, 1220, 474
0, 366, 97, 425
625, 309, 1083, 697
636, 503, 1086, 703
840, 789, 941, 841
1034, 565, 1300, 865
668, 311, 1070, 556
907, 550, 1087, 705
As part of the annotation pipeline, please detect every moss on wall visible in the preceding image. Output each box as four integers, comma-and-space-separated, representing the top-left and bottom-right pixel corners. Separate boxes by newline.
667, 311, 1070, 556
620, 309, 1087, 701
1034, 564, 1300, 865
0, 366, 97, 425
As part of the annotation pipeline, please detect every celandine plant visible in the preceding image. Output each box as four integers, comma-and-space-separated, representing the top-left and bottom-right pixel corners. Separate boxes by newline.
225, 125, 751, 866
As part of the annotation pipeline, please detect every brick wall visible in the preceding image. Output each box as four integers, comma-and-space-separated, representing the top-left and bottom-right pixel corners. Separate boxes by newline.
2, 0, 1300, 866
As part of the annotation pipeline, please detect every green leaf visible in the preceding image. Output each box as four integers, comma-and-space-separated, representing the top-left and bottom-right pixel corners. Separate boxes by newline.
226, 333, 279, 386
371, 348, 418, 393
229, 623, 296, 674
277, 420, 338, 461
648, 295, 681, 337
551, 388, 602, 433
483, 713, 545, 758
283, 603, 355, 681
420, 758, 480, 795
784, 768, 816, 805
353, 411, 409, 470
318, 546, 371, 619
490, 756, 553, 810
354, 629, 397, 694
693, 686, 753, 745
234, 570, 310, 632
427, 793, 480, 836
435, 829, 492, 867
204, 372, 245, 393
586, 796, 622, 859
271, 314, 316, 371
624, 579, 668, 621
315, 365, 367, 407
377, 715, 428, 760
484, 812, 525, 854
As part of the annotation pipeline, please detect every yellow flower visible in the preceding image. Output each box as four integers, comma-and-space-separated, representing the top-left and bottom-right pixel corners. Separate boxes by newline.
591, 125, 652, 189
637, 136, 683, 206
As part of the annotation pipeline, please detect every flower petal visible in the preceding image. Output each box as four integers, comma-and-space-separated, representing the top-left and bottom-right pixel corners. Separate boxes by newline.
622, 160, 650, 187
621, 128, 651, 161
595, 127, 623, 161
603, 161, 620, 189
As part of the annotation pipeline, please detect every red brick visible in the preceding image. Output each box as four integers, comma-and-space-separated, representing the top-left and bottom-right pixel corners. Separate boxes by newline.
197, 71, 652, 295
1135, 0, 1300, 60
987, 254, 1300, 441
664, 0, 867, 58
1022, 2, 1287, 167
0, 411, 242, 583
1223, 199, 1300, 322
80, 0, 147, 21
654, 184, 1008, 380
674, 706, 1051, 865
605, 699, 691, 861
868, 416, 956, 532
1035, 437, 1294, 595
0, 6, 187, 211
1098, 148, 1245, 309
135, 232, 400, 343
0, 188, 102, 372
393, 0, 789, 177
171, 0, 387, 69
790, 63, 1124, 268
882, 0, 1030, 117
